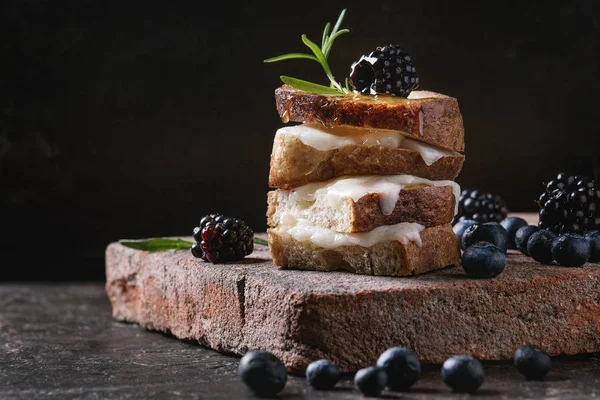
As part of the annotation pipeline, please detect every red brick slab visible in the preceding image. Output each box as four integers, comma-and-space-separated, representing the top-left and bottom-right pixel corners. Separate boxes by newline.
105, 233, 600, 374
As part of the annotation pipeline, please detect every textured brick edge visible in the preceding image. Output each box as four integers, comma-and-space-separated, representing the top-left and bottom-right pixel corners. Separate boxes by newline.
106, 240, 600, 373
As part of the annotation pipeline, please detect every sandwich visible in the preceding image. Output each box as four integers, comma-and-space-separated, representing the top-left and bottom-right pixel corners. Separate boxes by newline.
264, 11, 464, 276
270, 86, 465, 188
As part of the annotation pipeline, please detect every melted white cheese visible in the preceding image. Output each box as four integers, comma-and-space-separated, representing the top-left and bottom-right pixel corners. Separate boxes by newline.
277, 124, 404, 151
401, 138, 458, 166
289, 174, 461, 216
276, 123, 459, 166
277, 216, 425, 249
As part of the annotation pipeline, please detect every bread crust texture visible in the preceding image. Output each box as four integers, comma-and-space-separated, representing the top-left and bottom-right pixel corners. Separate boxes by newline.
275, 85, 465, 152
269, 135, 464, 189
267, 185, 456, 233
268, 223, 461, 277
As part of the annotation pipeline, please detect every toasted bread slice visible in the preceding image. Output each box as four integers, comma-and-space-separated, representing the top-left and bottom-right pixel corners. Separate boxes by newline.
275, 85, 464, 152
269, 132, 464, 189
267, 182, 457, 233
268, 223, 461, 277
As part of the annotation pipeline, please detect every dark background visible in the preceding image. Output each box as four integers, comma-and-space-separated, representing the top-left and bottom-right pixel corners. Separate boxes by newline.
1, 1, 599, 281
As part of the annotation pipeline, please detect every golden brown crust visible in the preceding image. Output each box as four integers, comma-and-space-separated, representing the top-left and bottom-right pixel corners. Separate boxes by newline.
268, 135, 464, 189
267, 185, 456, 233
351, 187, 455, 231
268, 223, 461, 277
275, 85, 465, 152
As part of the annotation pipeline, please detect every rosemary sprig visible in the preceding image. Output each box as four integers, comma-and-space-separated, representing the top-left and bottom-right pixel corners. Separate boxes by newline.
119, 236, 268, 252
119, 238, 194, 252
264, 9, 350, 96
280, 76, 343, 96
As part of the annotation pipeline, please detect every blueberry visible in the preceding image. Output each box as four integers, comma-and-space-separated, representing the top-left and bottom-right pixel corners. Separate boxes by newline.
306, 359, 340, 390
354, 366, 387, 397
527, 230, 557, 264
441, 355, 485, 393
585, 231, 600, 262
515, 225, 539, 255
461, 222, 509, 252
453, 219, 478, 243
376, 347, 421, 391
239, 350, 287, 397
462, 242, 506, 278
550, 234, 591, 267
500, 217, 528, 249
514, 345, 552, 380
461, 225, 477, 249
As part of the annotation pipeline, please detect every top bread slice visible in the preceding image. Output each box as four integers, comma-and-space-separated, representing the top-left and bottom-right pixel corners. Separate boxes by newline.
275, 85, 465, 152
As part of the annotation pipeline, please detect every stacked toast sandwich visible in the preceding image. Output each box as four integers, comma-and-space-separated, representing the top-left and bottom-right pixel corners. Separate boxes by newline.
266, 85, 465, 276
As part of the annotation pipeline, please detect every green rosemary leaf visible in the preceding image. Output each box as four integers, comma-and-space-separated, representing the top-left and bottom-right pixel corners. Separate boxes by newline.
301, 35, 329, 69
301, 34, 341, 91
253, 237, 268, 246
120, 236, 268, 253
321, 22, 331, 49
264, 9, 349, 96
264, 53, 319, 63
331, 9, 347, 37
120, 238, 194, 252
345, 77, 350, 91
324, 29, 349, 58
328, 28, 350, 42
280, 76, 344, 95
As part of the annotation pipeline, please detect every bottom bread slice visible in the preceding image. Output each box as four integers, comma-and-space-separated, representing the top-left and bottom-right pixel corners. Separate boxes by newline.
268, 223, 461, 277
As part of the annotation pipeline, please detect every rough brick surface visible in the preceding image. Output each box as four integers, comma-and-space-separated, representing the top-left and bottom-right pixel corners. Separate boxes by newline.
106, 229, 600, 374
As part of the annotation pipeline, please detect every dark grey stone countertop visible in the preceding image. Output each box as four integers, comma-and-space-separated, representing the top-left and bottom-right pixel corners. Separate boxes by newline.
1, 283, 599, 399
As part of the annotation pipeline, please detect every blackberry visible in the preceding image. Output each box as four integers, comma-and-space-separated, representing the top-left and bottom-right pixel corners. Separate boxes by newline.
537, 172, 600, 234
191, 213, 254, 263
349, 45, 419, 97
455, 189, 509, 224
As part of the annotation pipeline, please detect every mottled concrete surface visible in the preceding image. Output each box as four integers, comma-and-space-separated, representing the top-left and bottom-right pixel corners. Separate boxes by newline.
1, 283, 600, 399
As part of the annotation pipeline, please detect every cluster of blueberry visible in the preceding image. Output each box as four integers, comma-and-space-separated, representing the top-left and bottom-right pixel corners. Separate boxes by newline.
238, 344, 552, 397
515, 223, 600, 267
454, 215, 600, 276
453, 218, 513, 278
